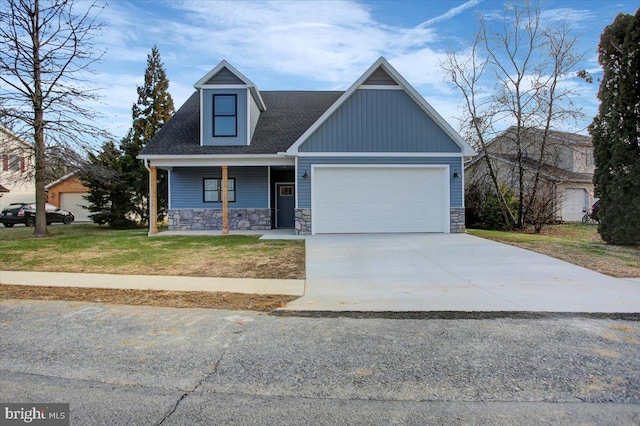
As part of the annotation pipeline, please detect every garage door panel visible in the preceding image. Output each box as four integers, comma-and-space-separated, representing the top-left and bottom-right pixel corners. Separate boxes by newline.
60, 192, 91, 222
561, 188, 588, 222
313, 167, 447, 234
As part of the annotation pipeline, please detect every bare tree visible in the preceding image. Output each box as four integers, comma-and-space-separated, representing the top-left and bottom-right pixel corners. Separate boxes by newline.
0, 0, 107, 236
442, 0, 585, 230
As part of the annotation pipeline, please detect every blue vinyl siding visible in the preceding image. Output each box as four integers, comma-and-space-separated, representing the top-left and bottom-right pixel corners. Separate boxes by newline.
299, 90, 461, 153
170, 166, 268, 209
202, 89, 247, 146
297, 157, 463, 208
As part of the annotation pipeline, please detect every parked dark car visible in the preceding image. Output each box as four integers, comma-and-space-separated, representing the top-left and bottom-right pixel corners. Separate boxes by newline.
0, 202, 74, 227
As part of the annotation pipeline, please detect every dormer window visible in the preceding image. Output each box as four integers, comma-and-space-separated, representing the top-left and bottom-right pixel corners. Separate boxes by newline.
213, 94, 237, 137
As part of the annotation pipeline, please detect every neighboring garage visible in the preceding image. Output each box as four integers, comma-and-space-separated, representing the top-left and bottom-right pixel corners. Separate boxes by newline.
561, 188, 589, 222
312, 165, 449, 234
46, 172, 91, 222
59, 192, 91, 222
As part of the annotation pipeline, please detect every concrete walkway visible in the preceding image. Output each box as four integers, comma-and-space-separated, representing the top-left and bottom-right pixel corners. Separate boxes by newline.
0, 271, 305, 296
2, 234, 638, 313
282, 233, 640, 313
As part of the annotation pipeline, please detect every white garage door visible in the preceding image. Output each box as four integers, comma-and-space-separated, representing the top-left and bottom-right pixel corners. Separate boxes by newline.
60, 192, 91, 222
562, 188, 588, 222
312, 166, 448, 234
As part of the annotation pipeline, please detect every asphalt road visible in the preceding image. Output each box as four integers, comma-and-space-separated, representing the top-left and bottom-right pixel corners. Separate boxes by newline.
1, 300, 639, 425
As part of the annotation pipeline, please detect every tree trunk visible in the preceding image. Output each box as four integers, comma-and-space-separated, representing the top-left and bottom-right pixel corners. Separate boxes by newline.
31, 0, 48, 237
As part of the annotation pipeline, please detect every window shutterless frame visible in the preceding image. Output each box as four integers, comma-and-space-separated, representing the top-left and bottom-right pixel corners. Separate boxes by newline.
212, 94, 237, 137
203, 178, 236, 203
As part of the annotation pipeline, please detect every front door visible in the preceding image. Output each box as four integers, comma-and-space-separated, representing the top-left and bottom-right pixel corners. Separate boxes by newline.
276, 183, 295, 228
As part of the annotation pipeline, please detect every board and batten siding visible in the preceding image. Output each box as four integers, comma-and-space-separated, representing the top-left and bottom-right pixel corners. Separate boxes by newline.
170, 166, 268, 209
298, 90, 461, 153
249, 94, 261, 141
297, 157, 463, 209
202, 88, 247, 146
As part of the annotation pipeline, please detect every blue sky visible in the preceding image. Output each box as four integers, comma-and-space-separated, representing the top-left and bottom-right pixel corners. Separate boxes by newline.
91, 0, 639, 142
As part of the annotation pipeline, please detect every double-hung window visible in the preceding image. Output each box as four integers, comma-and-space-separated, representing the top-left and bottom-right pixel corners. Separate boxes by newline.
203, 178, 236, 203
213, 94, 237, 137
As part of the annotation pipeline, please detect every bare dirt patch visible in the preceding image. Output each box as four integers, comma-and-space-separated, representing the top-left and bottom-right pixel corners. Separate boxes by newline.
0, 284, 298, 312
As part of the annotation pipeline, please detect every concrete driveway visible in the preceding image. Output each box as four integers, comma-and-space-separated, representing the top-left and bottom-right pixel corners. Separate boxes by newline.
283, 234, 640, 312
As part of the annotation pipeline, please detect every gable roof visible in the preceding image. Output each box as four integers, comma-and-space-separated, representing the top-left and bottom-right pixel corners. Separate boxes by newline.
286, 57, 475, 157
45, 172, 78, 189
194, 60, 266, 111
0, 124, 32, 150
487, 126, 592, 149
139, 91, 343, 157
466, 152, 593, 183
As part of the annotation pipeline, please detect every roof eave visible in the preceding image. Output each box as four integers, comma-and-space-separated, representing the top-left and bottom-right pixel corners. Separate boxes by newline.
45, 171, 78, 189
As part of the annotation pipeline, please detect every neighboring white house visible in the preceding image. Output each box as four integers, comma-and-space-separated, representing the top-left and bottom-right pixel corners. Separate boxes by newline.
0, 125, 35, 211
465, 127, 596, 222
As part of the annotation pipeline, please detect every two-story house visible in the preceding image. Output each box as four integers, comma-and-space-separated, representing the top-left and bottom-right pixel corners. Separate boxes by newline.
0, 124, 35, 211
139, 57, 475, 235
464, 127, 595, 222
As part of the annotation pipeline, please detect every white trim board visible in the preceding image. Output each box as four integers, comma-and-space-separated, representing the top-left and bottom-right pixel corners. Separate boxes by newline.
146, 157, 294, 168
358, 85, 402, 90
295, 152, 463, 157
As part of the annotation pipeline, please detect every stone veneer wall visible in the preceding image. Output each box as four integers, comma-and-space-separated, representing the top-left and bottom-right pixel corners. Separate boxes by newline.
294, 208, 312, 235
450, 207, 465, 233
168, 209, 271, 231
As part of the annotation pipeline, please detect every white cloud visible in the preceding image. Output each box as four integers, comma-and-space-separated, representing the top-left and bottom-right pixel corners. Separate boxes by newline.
540, 8, 596, 29
163, 0, 439, 85
418, 0, 483, 28
83, 0, 605, 142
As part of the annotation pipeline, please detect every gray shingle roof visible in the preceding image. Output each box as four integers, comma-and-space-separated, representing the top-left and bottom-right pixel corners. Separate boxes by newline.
140, 91, 344, 156
488, 153, 593, 183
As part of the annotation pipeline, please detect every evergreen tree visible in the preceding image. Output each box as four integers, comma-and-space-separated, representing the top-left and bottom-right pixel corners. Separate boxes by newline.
82, 140, 135, 228
121, 45, 175, 224
589, 9, 640, 246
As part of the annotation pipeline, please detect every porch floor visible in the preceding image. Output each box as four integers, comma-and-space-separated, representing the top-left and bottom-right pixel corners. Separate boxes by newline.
153, 228, 305, 240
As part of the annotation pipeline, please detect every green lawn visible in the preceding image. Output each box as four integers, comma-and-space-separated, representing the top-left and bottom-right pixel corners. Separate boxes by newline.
0, 224, 305, 279
467, 224, 640, 278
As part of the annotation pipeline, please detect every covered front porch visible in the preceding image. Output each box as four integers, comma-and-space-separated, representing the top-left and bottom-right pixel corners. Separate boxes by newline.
146, 160, 296, 235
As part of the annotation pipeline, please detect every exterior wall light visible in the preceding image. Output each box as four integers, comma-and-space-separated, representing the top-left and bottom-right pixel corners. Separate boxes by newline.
302, 170, 309, 178
453, 171, 460, 178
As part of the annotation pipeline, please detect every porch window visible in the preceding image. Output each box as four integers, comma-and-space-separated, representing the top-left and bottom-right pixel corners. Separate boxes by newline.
213, 94, 237, 137
203, 178, 235, 203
